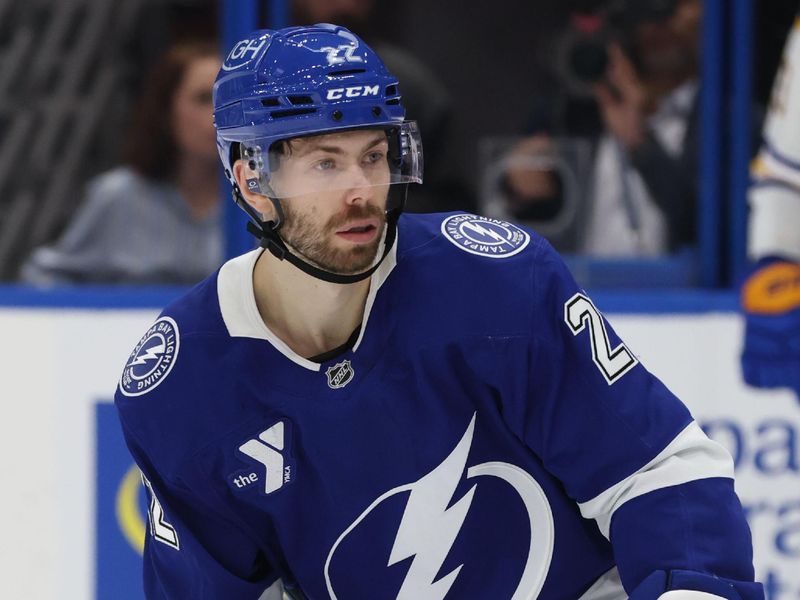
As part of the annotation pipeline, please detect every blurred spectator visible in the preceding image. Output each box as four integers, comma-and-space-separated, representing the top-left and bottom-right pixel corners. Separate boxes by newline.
492, 0, 701, 256
291, 0, 474, 213
21, 41, 223, 285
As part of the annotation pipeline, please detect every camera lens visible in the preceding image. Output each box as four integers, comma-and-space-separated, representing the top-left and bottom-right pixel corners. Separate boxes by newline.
568, 40, 609, 83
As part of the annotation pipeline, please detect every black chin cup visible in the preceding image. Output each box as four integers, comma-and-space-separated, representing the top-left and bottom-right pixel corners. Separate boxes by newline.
237, 184, 407, 285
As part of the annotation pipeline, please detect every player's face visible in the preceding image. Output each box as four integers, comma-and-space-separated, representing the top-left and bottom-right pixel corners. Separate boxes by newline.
171, 55, 221, 163
270, 129, 391, 275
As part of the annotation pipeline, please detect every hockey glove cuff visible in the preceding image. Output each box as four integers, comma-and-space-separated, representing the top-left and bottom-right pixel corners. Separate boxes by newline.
740, 258, 800, 398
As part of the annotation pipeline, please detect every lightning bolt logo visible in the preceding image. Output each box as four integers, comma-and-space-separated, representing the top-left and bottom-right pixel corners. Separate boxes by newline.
324, 412, 554, 600
325, 416, 477, 599
130, 340, 166, 366
387, 415, 477, 599
460, 221, 511, 245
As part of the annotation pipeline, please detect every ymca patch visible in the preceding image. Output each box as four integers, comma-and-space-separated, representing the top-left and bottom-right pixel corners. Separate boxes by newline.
441, 214, 530, 258
119, 317, 180, 397
231, 419, 296, 496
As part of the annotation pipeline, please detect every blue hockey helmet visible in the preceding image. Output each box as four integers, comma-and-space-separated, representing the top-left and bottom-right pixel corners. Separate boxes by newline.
212, 24, 422, 284
213, 23, 422, 201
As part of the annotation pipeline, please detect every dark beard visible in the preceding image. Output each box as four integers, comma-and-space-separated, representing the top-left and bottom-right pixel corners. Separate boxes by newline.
280, 203, 386, 275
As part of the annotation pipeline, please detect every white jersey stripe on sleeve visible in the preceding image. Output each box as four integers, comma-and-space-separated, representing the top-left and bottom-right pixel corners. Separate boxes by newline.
657, 592, 728, 600
576, 567, 625, 600
747, 181, 800, 261
757, 141, 800, 189
760, 18, 800, 169
577, 421, 734, 540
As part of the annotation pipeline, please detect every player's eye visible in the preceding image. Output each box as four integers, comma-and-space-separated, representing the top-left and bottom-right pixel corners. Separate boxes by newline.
314, 158, 336, 171
364, 151, 386, 165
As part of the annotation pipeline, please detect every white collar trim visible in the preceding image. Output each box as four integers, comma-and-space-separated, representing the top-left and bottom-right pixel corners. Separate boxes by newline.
217, 238, 398, 371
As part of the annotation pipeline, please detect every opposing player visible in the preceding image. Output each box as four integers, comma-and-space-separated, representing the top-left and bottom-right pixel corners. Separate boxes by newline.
742, 14, 800, 400
115, 24, 763, 599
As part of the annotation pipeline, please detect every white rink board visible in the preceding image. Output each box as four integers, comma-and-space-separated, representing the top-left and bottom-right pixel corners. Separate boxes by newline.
0, 307, 797, 599
611, 314, 799, 600
0, 308, 159, 600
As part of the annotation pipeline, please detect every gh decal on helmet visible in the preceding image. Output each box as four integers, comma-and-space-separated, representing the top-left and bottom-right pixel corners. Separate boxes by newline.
213, 24, 424, 285
222, 34, 271, 71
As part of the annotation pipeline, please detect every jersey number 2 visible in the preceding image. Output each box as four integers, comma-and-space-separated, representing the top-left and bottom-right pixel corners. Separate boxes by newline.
142, 474, 180, 550
564, 293, 638, 385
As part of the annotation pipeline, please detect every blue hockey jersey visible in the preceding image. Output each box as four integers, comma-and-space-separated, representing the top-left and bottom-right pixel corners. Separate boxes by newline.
115, 212, 762, 599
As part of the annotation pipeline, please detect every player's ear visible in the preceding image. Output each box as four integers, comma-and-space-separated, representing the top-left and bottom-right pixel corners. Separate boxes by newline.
232, 159, 277, 221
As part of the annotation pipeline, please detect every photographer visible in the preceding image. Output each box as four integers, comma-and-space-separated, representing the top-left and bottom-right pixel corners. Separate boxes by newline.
499, 0, 701, 256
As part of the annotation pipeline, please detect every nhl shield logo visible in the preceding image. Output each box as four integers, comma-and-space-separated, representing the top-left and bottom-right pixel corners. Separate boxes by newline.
326, 360, 354, 389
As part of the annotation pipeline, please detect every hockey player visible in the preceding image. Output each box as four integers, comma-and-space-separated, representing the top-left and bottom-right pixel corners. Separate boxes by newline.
115, 24, 763, 599
741, 15, 800, 400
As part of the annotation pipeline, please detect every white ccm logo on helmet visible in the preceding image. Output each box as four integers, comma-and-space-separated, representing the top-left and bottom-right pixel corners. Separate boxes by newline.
326, 85, 380, 101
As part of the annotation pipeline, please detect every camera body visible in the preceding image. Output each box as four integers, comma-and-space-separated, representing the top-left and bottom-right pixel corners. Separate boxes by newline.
556, 0, 678, 95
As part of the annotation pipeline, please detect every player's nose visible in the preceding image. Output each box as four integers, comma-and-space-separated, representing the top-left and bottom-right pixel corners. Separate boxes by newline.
342, 165, 374, 204
345, 163, 373, 188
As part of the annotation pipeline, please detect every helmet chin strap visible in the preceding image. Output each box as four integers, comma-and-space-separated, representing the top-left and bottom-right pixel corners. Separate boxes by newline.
239, 185, 406, 285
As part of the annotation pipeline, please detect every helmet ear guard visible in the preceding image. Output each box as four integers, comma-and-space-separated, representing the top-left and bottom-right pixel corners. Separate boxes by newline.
227, 141, 284, 228
245, 177, 262, 193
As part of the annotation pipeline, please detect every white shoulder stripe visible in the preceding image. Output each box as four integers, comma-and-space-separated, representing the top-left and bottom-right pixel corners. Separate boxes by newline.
577, 421, 734, 539
577, 567, 625, 600
747, 182, 800, 261
658, 592, 728, 600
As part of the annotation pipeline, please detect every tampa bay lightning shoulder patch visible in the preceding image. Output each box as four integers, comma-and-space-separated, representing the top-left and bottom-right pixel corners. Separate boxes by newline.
441, 214, 530, 258
119, 316, 180, 397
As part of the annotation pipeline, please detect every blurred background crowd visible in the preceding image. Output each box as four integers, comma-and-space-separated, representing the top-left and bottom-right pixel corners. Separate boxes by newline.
1, 0, 796, 287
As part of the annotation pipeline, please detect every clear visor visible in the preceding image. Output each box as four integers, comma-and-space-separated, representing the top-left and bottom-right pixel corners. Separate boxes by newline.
241, 121, 423, 200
